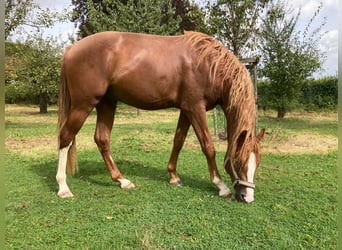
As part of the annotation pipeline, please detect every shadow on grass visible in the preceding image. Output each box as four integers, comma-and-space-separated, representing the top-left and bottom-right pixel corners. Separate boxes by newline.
30, 152, 217, 196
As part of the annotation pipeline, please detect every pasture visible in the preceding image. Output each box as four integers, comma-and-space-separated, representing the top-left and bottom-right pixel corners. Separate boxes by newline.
5, 104, 337, 249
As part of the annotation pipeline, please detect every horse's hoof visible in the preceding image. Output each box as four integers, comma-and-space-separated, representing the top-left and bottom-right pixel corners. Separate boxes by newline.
170, 179, 183, 186
120, 179, 136, 189
219, 189, 232, 198
57, 190, 74, 198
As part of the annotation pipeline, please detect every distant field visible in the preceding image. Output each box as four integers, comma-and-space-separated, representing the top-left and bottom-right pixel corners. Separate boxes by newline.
5, 104, 337, 249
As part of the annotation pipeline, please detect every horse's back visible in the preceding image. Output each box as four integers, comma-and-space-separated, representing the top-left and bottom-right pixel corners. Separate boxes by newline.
63, 32, 198, 109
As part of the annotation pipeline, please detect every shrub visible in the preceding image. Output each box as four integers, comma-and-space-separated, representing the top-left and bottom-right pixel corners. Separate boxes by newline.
5, 81, 39, 104
5, 38, 62, 109
301, 76, 337, 110
257, 75, 337, 111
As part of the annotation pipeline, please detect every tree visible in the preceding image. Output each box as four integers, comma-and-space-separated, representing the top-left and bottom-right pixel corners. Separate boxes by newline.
171, 0, 207, 33
86, 0, 180, 35
7, 34, 62, 113
5, 0, 33, 39
71, 0, 206, 38
207, 0, 271, 58
5, 1, 70, 112
29, 35, 62, 113
71, 0, 105, 38
259, 0, 324, 118
5, 0, 68, 40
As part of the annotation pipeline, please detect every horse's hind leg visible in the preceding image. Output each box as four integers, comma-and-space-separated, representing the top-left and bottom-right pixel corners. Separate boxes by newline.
57, 106, 93, 198
57, 142, 73, 198
94, 99, 135, 189
167, 111, 190, 186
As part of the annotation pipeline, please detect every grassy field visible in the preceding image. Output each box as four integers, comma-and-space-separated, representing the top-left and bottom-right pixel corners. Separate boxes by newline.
5, 104, 337, 249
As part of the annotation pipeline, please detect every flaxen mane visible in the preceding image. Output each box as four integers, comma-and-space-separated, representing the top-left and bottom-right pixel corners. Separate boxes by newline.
183, 31, 256, 157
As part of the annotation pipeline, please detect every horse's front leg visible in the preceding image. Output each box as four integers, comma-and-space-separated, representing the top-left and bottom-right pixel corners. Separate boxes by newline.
95, 100, 135, 189
185, 108, 232, 198
167, 111, 191, 185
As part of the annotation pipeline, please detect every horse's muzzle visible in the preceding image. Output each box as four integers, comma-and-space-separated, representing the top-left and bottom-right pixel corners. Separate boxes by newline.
234, 186, 254, 203
235, 188, 247, 203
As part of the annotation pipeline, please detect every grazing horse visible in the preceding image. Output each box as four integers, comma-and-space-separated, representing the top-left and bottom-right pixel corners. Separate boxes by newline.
57, 31, 265, 203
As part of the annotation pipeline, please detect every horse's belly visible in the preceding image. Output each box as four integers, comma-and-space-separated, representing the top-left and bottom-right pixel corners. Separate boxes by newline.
109, 81, 178, 110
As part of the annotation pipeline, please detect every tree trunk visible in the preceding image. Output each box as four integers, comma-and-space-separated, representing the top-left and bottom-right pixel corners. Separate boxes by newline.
277, 108, 285, 118
39, 92, 48, 114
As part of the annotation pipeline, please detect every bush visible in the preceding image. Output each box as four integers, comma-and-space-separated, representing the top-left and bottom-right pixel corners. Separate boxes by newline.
301, 76, 337, 110
5, 81, 39, 104
257, 76, 337, 111
5, 81, 59, 105
5, 38, 62, 108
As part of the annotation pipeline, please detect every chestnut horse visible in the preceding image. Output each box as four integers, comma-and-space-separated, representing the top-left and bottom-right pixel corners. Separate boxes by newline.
57, 31, 265, 203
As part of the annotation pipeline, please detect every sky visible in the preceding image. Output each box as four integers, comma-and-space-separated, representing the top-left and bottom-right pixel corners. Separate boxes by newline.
17, 0, 339, 77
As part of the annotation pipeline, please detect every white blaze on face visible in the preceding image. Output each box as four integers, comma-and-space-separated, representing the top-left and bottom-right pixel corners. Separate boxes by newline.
245, 152, 256, 203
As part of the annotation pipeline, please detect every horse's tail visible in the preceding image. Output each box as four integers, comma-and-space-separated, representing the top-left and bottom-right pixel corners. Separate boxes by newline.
58, 46, 78, 175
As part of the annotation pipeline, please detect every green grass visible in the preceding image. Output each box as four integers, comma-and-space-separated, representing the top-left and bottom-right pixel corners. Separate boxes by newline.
5, 105, 337, 249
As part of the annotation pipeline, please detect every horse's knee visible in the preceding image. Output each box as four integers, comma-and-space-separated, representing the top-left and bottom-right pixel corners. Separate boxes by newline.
202, 143, 216, 159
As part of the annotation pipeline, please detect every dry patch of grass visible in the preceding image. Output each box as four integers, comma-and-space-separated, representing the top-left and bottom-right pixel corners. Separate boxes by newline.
212, 131, 337, 155
5, 133, 98, 158
214, 110, 337, 154
261, 130, 337, 154
258, 109, 337, 122
5, 105, 337, 157
5, 105, 58, 124
258, 110, 337, 154
285, 111, 337, 122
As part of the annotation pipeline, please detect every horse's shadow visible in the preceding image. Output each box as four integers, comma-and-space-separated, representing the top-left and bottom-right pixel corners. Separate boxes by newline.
31, 152, 219, 196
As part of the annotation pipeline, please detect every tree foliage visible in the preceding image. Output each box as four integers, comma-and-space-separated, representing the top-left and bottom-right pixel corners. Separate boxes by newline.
300, 75, 337, 110
259, 0, 324, 118
5, 0, 68, 40
5, 0, 70, 112
5, 0, 33, 39
258, 76, 337, 111
71, 0, 206, 38
87, 0, 180, 35
5, 35, 63, 113
207, 0, 271, 57
172, 0, 206, 33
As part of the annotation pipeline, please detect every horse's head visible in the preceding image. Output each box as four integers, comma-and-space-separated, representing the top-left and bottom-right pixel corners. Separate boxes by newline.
224, 128, 265, 203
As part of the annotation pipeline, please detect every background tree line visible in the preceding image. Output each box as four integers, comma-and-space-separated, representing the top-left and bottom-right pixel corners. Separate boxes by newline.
258, 76, 337, 111
5, 0, 336, 116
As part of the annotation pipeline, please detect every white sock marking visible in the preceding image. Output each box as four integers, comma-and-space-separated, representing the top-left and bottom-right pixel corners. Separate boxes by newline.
119, 179, 135, 189
56, 142, 73, 198
213, 176, 231, 197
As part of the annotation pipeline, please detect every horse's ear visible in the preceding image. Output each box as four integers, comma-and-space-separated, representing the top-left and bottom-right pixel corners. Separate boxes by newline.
237, 130, 248, 150
256, 128, 265, 142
